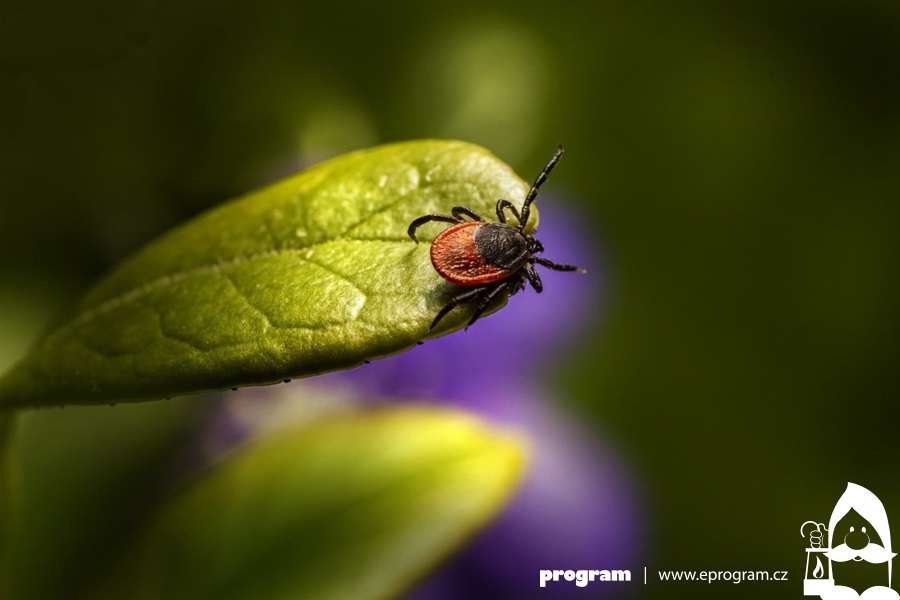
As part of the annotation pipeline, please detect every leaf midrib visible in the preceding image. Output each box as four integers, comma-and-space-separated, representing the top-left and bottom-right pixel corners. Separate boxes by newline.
48, 237, 429, 347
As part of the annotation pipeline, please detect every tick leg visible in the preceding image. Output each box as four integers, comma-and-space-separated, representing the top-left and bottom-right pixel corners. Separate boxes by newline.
532, 256, 585, 272
466, 282, 509, 330
495, 199, 521, 225
524, 263, 543, 292
430, 286, 484, 329
407, 214, 460, 242
519, 145, 564, 232
509, 274, 526, 296
451, 206, 483, 222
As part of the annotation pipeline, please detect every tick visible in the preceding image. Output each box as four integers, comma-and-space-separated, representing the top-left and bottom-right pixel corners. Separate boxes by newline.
408, 146, 584, 330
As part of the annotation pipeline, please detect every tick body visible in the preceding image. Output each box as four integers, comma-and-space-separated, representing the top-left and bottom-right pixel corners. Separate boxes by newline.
408, 146, 584, 330
431, 222, 529, 286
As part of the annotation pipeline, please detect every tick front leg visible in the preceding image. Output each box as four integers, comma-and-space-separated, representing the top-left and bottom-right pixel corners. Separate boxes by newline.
430, 286, 484, 329
407, 214, 461, 242
451, 206, 483, 222
466, 281, 509, 330
519, 145, 564, 232
524, 263, 543, 292
508, 274, 526, 296
532, 257, 585, 273
495, 199, 521, 225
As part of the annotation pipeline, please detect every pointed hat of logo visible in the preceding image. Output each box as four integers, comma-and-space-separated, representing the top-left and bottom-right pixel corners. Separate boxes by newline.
828, 482, 895, 585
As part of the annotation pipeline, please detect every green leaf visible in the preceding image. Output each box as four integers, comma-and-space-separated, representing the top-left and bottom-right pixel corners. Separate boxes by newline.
92, 406, 527, 600
0, 399, 210, 600
0, 413, 15, 586
0, 140, 533, 408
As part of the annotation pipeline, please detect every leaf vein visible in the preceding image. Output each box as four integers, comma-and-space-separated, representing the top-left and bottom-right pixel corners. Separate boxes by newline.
47, 240, 415, 347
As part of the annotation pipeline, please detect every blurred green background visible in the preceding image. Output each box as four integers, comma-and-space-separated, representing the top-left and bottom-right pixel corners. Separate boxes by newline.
2, 1, 900, 598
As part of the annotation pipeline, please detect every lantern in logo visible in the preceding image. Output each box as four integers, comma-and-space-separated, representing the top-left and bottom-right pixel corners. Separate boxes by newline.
802, 520, 834, 595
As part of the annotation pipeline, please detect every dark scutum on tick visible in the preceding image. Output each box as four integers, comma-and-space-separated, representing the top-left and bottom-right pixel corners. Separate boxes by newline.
408, 145, 584, 330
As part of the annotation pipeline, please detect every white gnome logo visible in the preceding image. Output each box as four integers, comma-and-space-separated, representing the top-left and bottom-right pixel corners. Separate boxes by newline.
802, 483, 898, 600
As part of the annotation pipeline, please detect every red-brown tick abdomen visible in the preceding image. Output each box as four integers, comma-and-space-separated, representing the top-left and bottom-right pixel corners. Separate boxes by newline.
430, 222, 511, 286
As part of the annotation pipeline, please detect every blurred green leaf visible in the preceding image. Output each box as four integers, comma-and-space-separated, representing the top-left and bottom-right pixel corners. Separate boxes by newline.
0, 413, 14, 586
94, 406, 526, 600
0, 141, 532, 408
0, 399, 209, 599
